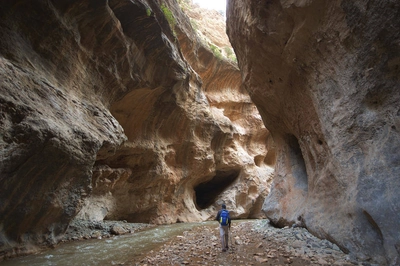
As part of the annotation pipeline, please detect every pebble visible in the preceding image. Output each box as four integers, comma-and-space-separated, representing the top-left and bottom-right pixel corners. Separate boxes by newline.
130, 220, 372, 266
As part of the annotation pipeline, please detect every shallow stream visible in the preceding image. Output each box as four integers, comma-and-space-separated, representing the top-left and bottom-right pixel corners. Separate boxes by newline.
2, 221, 217, 266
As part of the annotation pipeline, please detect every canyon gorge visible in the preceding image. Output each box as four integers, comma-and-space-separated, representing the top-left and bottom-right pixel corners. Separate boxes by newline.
0, 0, 399, 265
0, 0, 273, 260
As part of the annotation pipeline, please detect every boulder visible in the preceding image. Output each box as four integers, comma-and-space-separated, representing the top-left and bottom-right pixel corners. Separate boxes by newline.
110, 224, 128, 235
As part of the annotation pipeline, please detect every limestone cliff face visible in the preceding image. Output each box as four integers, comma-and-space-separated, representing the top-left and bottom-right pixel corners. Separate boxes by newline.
227, 0, 400, 265
77, 0, 274, 224
0, 0, 273, 258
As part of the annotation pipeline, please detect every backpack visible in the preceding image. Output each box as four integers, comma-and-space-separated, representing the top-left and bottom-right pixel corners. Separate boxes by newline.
219, 209, 229, 226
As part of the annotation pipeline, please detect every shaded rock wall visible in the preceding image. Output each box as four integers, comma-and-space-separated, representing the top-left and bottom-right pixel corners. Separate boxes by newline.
227, 0, 400, 265
0, 0, 273, 258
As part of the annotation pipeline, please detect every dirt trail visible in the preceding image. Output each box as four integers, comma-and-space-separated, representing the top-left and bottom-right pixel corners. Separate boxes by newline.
129, 220, 369, 266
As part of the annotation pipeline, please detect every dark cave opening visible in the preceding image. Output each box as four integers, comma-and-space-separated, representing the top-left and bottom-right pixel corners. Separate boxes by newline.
194, 169, 240, 210
287, 134, 308, 191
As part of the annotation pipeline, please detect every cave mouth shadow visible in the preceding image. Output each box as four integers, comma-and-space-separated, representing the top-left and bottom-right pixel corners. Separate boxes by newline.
286, 133, 308, 191
194, 169, 240, 210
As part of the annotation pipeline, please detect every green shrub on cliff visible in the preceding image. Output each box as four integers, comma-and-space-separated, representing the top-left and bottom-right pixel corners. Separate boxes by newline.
146, 8, 152, 17
224, 46, 238, 63
229, 54, 238, 63
190, 18, 198, 31
161, 4, 176, 30
224, 46, 233, 57
210, 43, 222, 60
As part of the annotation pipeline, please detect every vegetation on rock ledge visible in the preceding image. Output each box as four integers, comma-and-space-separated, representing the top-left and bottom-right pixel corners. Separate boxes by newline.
161, 4, 176, 30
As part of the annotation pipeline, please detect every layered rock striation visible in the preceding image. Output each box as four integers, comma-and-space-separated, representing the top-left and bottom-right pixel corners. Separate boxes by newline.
0, 0, 273, 258
78, 0, 274, 224
227, 0, 400, 265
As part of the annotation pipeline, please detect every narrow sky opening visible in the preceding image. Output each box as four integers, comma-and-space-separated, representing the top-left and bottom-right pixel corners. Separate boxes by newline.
193, 0, 226, 13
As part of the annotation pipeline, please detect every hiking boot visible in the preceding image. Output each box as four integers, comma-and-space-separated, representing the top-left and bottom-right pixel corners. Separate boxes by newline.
225, 246, 229, 250
222, 248, 227, 252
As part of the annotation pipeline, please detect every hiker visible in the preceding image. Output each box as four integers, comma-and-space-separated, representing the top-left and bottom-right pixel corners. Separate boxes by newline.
215, 204, 231, 252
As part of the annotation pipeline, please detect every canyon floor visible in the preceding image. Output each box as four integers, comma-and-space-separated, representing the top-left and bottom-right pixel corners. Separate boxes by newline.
57, 219, 375, 266
0, 219, 382, 265
126, 220, 373, 266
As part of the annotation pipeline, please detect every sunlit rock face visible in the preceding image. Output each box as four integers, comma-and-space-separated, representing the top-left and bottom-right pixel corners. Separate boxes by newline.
0, 0, 273, 258
77, 0, 274, 224
227, 0, 400, 265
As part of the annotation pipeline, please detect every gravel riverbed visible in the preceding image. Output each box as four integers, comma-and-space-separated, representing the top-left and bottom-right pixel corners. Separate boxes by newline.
60, 219, 377, 265
129, 220, 377, 266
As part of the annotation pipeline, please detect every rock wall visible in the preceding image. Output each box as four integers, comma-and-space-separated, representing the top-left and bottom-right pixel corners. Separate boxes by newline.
227, 0, 400, 265
0, 0, 273, 258
77, 0, 274, 224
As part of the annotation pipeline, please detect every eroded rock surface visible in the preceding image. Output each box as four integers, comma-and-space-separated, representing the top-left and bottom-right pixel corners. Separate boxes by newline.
227, 0, 400, 265
77, 0, 274, 224
0, 0, 273, 258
